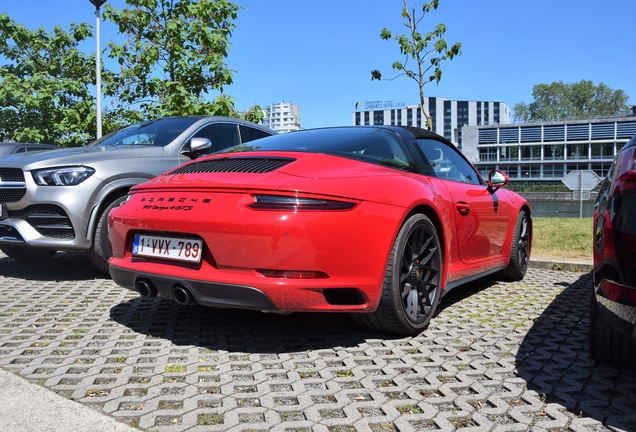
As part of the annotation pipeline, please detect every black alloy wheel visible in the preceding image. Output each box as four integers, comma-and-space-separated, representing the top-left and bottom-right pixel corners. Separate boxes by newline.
398, 216, 441, 325
500, 211, 530, 281
352, 213, 442, 334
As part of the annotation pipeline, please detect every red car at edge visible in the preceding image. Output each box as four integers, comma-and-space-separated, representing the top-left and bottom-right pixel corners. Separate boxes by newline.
108, 126, 532, 334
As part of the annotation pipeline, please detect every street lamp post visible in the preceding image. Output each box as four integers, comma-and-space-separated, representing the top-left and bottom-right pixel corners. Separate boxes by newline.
89, 0, 107, 139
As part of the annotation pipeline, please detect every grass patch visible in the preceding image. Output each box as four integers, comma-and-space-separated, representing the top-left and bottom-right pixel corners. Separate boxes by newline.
197, 413, 223, 425
532, 217, 592, 260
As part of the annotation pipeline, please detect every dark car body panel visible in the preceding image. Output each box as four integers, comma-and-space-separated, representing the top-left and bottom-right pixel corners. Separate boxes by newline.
592, 134, 636, 361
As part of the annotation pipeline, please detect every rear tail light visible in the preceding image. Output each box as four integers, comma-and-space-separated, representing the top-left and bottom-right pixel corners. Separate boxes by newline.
618, 148, 636, 181
248, 194, 357, 211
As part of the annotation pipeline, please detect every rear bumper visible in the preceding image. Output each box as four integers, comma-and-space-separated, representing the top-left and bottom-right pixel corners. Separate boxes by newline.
109, 260, 378, 313
594, 278, 636, 339
110, 265, 279, 311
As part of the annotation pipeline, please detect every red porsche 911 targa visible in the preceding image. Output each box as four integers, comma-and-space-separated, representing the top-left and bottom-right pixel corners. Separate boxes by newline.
108, 126, 532, 334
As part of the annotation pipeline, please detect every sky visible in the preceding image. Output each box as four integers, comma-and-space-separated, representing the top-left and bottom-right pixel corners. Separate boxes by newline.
1, 0, 635, 129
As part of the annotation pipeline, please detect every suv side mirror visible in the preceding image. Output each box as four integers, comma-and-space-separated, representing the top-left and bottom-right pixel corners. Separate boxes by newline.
487, 169, 509, 189
181, 137, 212, 158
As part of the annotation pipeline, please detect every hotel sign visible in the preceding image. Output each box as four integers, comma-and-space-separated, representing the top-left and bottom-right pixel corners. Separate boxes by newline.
363, 100, 406, 111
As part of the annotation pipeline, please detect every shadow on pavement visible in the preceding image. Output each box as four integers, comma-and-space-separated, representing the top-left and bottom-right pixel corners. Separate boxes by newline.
0, 251, 105, 281
515, 272, 636, 431
107, 273, 506, 355
107, 272, 504, 355
108, 297, 404, 354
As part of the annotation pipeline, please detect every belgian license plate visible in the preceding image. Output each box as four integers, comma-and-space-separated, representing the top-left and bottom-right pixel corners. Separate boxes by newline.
132, 234, 203, 263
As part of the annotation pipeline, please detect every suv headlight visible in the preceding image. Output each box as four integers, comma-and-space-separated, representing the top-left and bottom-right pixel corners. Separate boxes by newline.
32, 166, 95, 186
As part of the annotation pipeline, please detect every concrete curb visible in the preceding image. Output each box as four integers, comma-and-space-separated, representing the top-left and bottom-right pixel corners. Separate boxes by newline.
0, 369, 137, 432
529, 255, 593, 273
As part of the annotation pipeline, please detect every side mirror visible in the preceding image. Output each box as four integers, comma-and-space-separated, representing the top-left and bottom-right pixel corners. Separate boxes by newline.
181, 137, 212, 158
487, 169, 509, 189
190, 137, 212, 153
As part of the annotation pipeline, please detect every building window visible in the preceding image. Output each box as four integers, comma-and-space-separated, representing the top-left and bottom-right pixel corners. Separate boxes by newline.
521, 145, 541, 161
520, 165, 540, 178
355, 112, 360, 125
567, 163, 590, 173
373, 111, 384, 125
500, 165, 519, 178
567, 144, 588, 159
591, 143, 613, 159
542, 164, 565, 178
543, 144, 564, 160
391, 110, 395, 125
591, 163, 611, 178
499, 146, 519, 161
364, 112, 370, 125
479, 147, 497, 162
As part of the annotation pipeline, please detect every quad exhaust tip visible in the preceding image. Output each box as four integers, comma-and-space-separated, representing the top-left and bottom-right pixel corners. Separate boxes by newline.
172, 284, 196, 305
135, 279, 157, 299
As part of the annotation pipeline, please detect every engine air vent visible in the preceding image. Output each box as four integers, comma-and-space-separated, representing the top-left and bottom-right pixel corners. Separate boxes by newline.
168, 157, 294, 175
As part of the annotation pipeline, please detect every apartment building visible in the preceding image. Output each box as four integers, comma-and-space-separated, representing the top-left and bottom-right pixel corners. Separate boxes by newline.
262, 101, 301, 134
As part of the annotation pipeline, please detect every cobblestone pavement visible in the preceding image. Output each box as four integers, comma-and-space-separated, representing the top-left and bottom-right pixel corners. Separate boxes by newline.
0, 251, 635, 432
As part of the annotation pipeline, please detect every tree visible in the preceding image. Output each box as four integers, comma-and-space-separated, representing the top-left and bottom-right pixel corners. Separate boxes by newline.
103, 0, 259, 121
0, 14, 99, 145
512, 102, 530, 123
515, 80, 631, 122
371, 0, 461, 130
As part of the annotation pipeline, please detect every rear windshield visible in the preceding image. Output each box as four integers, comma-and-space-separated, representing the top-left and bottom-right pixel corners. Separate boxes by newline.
221, 127, 416, 172
89, 117, 200, 148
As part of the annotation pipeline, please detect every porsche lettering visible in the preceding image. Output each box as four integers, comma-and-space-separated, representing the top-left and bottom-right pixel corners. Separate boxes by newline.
142, 205, 194, 211
140, 197, 211, 203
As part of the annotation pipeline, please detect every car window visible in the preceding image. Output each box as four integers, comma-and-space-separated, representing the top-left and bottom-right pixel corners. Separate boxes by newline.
221, 127, 418, 172
416, 138, 482, 185
92, 117, 200, 148
194, 123, 241, 154
14, 147, 27, 153
240, 125, 273, 143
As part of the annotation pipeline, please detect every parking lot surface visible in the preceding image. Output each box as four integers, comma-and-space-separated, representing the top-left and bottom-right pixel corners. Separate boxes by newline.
0, 251, 635, 432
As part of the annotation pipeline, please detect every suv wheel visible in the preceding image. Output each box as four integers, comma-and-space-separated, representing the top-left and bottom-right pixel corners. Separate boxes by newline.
0, 245, 56, 262
87, 196, 127, 274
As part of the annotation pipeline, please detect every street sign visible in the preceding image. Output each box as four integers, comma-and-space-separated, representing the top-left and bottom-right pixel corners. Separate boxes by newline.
562, 170, 602, 191
562, 170, 602, 218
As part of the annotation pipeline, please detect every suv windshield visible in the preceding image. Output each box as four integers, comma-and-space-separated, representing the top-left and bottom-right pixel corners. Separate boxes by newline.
89, 117, 201, 148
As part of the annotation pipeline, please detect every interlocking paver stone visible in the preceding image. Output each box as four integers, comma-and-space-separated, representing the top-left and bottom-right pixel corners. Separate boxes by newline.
1, 251, 635, 431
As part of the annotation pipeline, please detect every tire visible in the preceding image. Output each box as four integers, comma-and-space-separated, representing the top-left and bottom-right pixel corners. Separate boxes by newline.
352, 214, 442, 335
87, 195, 127, 274
499, 211, 530, 281
589, 289, 636, 367
0, 245, 55, 262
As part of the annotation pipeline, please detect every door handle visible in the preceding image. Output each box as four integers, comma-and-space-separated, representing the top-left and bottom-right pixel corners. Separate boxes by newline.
456, 202, 470, 216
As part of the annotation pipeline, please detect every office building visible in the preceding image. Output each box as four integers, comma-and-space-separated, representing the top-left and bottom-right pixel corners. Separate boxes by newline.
462, 111, 636, 186
352, 98, 511, 147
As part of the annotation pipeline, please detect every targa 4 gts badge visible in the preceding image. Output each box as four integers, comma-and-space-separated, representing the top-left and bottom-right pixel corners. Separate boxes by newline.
140, 196, 211, 211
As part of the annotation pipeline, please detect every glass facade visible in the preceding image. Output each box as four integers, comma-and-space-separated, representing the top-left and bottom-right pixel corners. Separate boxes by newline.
469, 119, 636, 186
